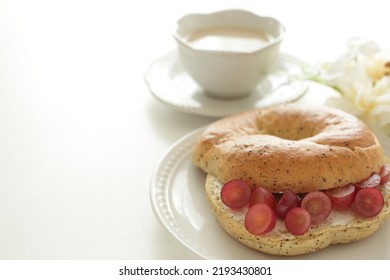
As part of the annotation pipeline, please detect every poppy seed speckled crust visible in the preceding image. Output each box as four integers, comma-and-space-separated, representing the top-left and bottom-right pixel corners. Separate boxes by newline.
192, 105, 384, 193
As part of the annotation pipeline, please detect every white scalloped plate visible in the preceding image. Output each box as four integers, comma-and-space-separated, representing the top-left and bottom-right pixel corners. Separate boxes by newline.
149, 128, 390, 259
144, 51, 308, 117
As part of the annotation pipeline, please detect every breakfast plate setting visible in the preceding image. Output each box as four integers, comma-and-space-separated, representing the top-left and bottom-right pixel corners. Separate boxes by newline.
148, 10, 390, 260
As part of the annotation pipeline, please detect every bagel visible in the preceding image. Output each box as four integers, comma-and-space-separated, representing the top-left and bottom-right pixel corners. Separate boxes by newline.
192, 104, 390, 256
192, 104, 384, 193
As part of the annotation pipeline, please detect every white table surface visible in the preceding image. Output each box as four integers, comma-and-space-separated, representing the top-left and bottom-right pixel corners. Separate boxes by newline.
0, 0, 389, 260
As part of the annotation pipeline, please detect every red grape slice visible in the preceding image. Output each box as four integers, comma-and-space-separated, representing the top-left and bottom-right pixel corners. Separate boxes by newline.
354, 188, 384, 217
245, 204, 276, 235
301, 191, 332, 224
249, 186, 276, 208
220, 179, 251, 209
379, 166, 390, 186
325, 183, 356, 211
274, 189, 301, 219
355, 173, 381, 190
284, 207, 311, 235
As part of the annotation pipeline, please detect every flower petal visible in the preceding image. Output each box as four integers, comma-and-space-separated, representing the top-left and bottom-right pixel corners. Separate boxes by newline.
325, 96, 365, 116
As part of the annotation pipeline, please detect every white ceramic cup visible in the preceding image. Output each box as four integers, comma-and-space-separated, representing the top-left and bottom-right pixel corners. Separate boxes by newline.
173, 10, 286, 99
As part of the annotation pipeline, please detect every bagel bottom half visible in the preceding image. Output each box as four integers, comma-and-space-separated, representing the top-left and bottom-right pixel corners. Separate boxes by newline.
205, 164, 390, 256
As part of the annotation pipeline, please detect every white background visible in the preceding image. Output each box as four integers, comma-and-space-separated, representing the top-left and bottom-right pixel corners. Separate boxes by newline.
0, 0, 389, 260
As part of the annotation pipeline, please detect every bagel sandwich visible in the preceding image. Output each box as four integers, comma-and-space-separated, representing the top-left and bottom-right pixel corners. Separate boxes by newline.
192, 104, 390, 256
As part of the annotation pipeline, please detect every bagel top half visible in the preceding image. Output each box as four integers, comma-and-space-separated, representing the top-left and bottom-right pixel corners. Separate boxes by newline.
192, 105, 384, 193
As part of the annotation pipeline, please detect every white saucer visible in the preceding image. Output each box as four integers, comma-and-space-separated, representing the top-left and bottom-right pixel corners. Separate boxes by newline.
145, 50, 309, 117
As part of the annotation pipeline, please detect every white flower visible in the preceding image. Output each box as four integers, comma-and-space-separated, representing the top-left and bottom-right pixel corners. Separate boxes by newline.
313, 38, 390, 140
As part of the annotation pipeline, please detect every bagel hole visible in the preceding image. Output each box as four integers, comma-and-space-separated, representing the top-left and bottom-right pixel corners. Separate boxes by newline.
255, 110, 328, 141
257, 126, 320, 141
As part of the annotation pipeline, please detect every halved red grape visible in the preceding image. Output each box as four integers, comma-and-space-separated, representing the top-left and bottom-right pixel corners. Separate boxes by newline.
245, 204, 276, 235
284, 207, 311, 235
274, 189, 300, 219
379, 166, 390, 186
325, 183, 356, 211
354, 188, 384, 217
301, 191, 332, 224
355, 173, 381, 190
220, 179, 251, 209
249, 186, 276, 208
